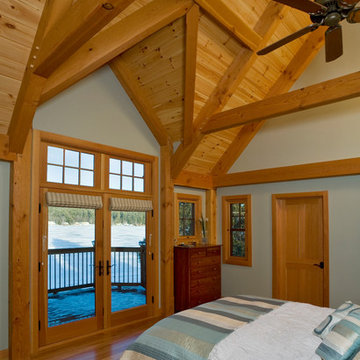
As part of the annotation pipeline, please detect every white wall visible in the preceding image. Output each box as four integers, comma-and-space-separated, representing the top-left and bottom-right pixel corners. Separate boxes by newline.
218, 176, 360, 308
0, 161, 10, 350
34, 66, 159, 157
220, 23, 360, 308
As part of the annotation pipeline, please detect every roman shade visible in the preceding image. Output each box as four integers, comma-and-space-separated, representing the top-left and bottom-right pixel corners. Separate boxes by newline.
46, 192, 103, 209
109, 197, 153, 212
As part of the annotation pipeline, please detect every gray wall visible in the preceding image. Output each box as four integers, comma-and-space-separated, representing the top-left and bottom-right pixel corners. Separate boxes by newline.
0, 162, 10, 350
218, 176, 360, 308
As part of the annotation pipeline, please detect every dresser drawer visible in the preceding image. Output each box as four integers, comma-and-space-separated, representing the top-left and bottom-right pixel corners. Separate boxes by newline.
190, 284, 221, 298
190, 276, 220, 289
189, 292, 221, 308
191, 256, 220, 268
189, 248, 206, 258
191, 264, 220, 280
206, 247, 221, 257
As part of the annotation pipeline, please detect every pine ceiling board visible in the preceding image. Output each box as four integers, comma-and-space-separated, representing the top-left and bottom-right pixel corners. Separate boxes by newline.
0, 13, 36, 47
0, 55, 26, 81
0, 0, 43, 30
120, 17, 185, 141
226, 0, 270, 31
0, 105, 12, 129
0, 74, 21, 95
185, 130, 239, 174
0, 36, 30, 65
194, 12, 243, 120
0, 89, 16, 109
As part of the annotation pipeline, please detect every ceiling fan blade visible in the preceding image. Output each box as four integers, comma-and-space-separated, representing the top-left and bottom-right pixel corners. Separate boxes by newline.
347, 7, 360, 22
272, 0, 327, 14
325, 26, 343, 62
338, 0, 360, 6
257, 24, 320, 56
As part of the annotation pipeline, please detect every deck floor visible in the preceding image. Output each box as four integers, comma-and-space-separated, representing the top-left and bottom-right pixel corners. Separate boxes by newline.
49, 286, 146, 327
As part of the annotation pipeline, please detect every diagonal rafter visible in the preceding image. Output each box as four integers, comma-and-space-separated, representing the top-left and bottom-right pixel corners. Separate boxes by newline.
34, 0, 135, 78
171, 2, 286, 179
211, 28, 326, 176
7, 0, 68, 154
110, 56, 170, 146
183, 4, 200, 146
40, 0, 193, 105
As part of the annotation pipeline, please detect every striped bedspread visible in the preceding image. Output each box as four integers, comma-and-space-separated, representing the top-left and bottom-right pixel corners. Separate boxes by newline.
120, 295, 286, 360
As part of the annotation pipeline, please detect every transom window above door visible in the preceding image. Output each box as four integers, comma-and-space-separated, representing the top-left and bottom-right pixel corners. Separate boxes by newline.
109, 158, 145, 193
46, 145, 95, 187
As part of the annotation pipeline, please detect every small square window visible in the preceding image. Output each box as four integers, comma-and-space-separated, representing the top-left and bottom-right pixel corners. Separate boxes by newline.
122, 161, 133, 176
47, 165, 63, 183
48, 146, 63, 165
65, 150, 79, 168
110, 158, 121, 174
109, 174, 121, 190
122, 176, 133, 191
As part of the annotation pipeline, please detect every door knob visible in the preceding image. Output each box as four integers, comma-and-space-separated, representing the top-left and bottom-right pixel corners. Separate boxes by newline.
313, 261, 324, 269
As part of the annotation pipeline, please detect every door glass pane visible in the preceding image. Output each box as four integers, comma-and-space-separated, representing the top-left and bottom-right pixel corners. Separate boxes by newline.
111, 211, 147, 313
47, 207, 96, 327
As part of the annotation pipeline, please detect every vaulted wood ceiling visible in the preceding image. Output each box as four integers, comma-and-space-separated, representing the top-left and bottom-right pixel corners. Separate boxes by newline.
1, 0, 329, 179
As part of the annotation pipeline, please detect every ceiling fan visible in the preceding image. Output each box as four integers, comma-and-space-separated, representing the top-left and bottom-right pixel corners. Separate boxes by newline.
257, 0, 360, 62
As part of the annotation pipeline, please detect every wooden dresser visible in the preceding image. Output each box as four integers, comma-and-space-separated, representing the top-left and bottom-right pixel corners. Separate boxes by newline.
174, 245, 221, 312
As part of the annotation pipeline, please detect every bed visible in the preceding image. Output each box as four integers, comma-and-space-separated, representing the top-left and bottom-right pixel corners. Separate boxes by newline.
120, 295, 360, 360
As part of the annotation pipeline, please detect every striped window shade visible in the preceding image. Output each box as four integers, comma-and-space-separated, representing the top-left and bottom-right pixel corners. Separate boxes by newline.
46, 192, 103, 209
109, 197, 153, 212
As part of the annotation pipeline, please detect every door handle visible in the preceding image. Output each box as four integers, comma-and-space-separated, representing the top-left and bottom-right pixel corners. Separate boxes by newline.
313, 261, 324, 269
106, 260, 114, 275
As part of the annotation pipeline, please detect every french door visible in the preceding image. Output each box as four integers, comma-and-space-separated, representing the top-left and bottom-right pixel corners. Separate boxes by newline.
39, 191, 154, 346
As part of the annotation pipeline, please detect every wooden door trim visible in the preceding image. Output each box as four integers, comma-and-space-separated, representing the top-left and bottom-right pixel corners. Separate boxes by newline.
272, 191, 329, 307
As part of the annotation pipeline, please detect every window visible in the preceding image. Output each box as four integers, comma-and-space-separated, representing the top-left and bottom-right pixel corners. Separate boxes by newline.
109, 158, 145, 193
222, 195, 252, 266
175, 193, 201, 242
46, 145, 95, 187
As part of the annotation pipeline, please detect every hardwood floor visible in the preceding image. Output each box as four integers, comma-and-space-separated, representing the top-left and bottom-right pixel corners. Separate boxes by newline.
31, 325, 147, 360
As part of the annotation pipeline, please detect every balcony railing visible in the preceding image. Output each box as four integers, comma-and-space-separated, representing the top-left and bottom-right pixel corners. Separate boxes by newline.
48, 246, 146, 293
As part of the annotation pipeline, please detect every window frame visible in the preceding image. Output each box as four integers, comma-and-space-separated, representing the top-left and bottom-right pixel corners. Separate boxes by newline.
222, 195, 252, 266
175, 193, 202, 243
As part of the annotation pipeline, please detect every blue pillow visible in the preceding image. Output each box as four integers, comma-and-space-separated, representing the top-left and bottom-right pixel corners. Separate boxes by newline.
316, 308, 360, 360
314, 302, 360, 339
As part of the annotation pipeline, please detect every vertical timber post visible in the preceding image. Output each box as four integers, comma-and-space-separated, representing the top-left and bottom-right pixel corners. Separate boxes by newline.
160, 144, 174, 316
9, 133, 32, 359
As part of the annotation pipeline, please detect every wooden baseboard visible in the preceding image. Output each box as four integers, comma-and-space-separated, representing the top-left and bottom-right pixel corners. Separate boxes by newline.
0, 348, 9, 360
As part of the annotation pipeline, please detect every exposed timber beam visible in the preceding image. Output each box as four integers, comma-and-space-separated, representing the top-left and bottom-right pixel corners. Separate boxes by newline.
40, 0, 193, 104
174, 170, 213, 189
183, 4, 199, 146
34, 0, 135, 78
194, 0, 262, 51
110, 56, 169, 146
206, 189, 217, 244
211, 28, 326, 176
213, 157, 360, 188
7, 1, 58, 154
0, 135, 16, 161
160, 144, 175, 317
203, 70, 360, 134
171, 2, 285, 179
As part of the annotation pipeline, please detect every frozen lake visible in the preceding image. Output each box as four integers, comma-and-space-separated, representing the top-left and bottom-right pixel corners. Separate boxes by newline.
48, 223, 146, 249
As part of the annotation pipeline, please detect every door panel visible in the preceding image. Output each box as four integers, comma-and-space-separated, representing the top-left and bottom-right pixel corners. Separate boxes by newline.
273, 192, 329, 307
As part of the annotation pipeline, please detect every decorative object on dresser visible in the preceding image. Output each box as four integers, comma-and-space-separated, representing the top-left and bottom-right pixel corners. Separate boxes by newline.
174, 245, 221, 312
